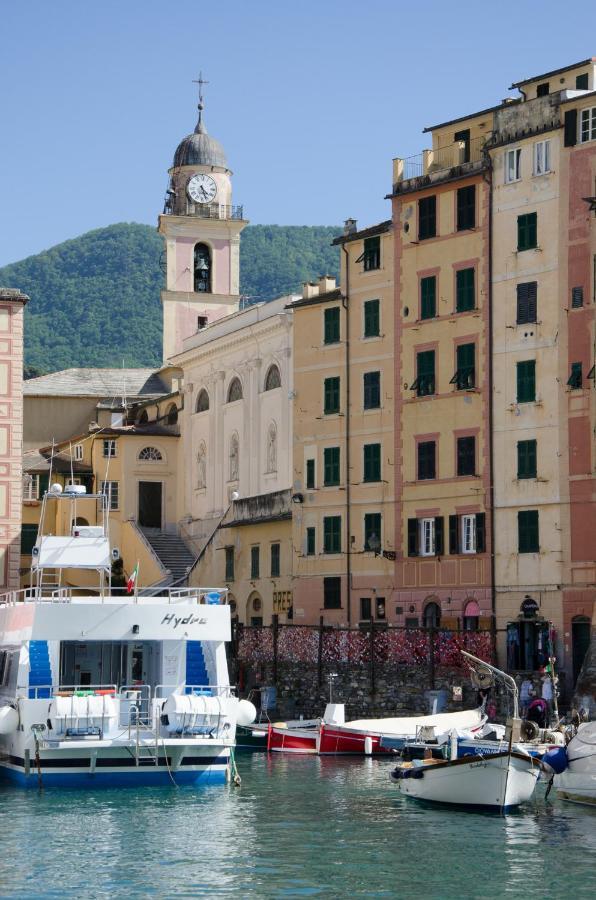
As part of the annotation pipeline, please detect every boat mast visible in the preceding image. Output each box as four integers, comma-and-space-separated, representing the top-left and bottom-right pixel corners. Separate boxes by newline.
461, 650, 519, 719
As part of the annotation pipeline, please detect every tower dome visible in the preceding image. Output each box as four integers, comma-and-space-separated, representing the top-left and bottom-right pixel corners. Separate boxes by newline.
172, 78, 228, 170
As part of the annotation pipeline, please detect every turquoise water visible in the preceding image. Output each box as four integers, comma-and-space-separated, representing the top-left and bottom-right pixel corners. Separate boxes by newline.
1, 754, 595, 898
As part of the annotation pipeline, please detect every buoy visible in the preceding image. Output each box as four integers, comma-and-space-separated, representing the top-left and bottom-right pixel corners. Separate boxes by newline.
0, 706, 18, 735
364, 736, 373, 756
236, 699, 257, 727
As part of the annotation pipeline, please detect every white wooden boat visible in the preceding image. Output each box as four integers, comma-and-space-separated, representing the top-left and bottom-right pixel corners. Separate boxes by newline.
554, 721, 596, 806
391, 750, 540, 812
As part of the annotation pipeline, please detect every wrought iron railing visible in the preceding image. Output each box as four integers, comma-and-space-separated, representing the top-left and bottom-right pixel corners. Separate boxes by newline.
165, 202, 244, 220
394, 135, 486, 185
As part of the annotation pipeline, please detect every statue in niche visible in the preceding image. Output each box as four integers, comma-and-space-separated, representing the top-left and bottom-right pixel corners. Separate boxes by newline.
197, 443, 207, 490
267, 423, 277, 473
229, 433, 239, 481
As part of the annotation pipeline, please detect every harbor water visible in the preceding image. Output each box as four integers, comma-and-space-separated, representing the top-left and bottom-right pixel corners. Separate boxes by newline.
1, 753, 595, 899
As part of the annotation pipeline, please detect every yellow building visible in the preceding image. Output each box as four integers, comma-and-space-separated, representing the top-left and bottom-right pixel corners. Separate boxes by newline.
290, 228, 395, 626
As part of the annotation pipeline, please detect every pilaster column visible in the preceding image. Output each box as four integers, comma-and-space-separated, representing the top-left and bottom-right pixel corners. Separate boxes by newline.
214, 370, 226, 514
246, 359, 262, 496
280, 344, 292, 489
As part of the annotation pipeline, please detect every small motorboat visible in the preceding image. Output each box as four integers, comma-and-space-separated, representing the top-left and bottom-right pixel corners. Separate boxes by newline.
267, 704, 345, 753
550, 720, 596, 806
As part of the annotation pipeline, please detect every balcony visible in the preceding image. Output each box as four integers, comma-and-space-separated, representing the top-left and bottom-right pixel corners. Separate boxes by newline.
163, 201, 245, 220
392, 135, 487, 194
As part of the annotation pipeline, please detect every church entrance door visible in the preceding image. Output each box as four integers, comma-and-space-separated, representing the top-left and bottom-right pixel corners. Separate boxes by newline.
138, 481, 162, 529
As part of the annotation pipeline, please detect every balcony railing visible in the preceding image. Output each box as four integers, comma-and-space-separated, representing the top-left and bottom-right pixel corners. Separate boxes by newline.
394, 135, 486, 186
164, 201, 244, 220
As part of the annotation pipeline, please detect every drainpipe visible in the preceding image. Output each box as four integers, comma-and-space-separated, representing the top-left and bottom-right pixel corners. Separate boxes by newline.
341, 243, 352, 627
484, 156, 497, 658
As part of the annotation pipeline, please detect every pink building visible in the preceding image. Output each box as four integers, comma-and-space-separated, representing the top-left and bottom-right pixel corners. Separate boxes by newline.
0, 288, 28, 591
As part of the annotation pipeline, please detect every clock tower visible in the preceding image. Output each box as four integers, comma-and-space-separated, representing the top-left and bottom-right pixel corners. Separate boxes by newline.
158, 76, 247, 361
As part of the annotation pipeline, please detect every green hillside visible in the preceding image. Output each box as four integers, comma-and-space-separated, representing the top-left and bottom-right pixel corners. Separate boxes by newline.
0, 222, 341, 373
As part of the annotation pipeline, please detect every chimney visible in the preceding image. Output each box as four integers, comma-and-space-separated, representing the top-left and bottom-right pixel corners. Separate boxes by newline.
343, 218, 357, 236
318, 275, 336, 294
302, 281, 320, 299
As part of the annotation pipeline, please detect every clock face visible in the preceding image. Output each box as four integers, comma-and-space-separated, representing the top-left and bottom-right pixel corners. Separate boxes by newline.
187, 173, 217, 204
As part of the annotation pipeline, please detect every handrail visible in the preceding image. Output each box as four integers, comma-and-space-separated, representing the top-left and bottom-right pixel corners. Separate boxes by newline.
0, 586, 230, 606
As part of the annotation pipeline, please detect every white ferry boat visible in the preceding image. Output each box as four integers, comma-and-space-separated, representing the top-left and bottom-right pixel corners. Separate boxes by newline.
0, 486, 254, 788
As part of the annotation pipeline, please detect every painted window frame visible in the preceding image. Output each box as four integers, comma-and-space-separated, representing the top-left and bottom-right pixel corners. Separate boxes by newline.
505, 148, 522, 183
420, 517, 436, 557
103, 439, 117, 459
533, 139, 551, 176
101, 480, 119, 511
461, 514, 477, 554
580, 106, 596, 143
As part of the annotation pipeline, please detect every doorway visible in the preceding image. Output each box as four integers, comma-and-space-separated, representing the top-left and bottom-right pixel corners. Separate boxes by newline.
572, 616, 591, 684
138, 481, 162, 529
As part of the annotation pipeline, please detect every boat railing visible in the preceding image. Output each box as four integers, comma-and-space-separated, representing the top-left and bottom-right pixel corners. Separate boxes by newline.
0, 586, 230, 606
26, 683, 118, 700
154, 683, 234, 699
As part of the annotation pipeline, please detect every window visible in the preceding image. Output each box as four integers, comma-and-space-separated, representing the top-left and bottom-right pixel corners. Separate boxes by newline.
517, 282, 537, 324
270, 543, 280, 578
505, 148, 522, 183
567, 362, 583, 389
461, 515, 476, 554
363, 299, 380, 337
449, 513, 485, 554
418, 195, 437, 240
456, 268, 475, 312
364, 513, 381, 552
324, 576, 341, 609
194, 243, 211, 293
418, 441, 436, 480
420, 518, 436, 556
138, 446, 163, 461
412, 350, 435, 396
264, 365, 281, 390
517, 360, 536, 403
580, 107, 596, 143
536, 82, 549, 97
227, 378, 243, 402
533, 140, 551, 175
250, 546, 260, 579
323, 447, 340, 486
454, 128, 471, 163
166, 404, 178, 425
457, 436, 476, 476
20, 524, 38, 555
360, 597, 372, 621
576, 73, 589, 90
451, 343, 475, 390
518, 213, 537, 251
420, 276, 436, 320
306, 459, 315, 490
571, 286, 584, 309
363, 443, 381, 482
363, 235, 381, 271
323, 516, 342, 554
101, 481, 119, 510
197, 315, 208, 330
517, 440, 537, 479
324, 376, 340, 414
138, 410, 149, 424
22, 474, 39, 501
363, 371, 381, 409
196, 389, 209, 412
324, 307, 340, 344
457, 185, 476, 231
306, 527, 316, 556
518, 510, 539, 553
74, 444, 84, 462
225, 547, 234, 581
103, 439, 116, 458
376, 597, 386, 619
408, 517, 444, 557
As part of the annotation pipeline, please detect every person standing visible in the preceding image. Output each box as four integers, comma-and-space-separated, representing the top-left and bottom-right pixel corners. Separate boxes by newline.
520, 677, 534, 716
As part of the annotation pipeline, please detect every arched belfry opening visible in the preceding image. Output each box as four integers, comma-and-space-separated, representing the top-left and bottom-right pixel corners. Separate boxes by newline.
194, 243, 212, 293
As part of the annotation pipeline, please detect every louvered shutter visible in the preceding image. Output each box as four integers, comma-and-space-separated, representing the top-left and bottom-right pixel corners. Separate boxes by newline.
564, 109, 578, 147
435, 517, 444, 556
449, 515, 459, 554
407, 518, 418, 556
476, 513, 486, 553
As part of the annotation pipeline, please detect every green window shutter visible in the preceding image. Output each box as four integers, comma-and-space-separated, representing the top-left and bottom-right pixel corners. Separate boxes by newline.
457, 185, 476, 231
567, 362, 583, 389
323, 447, 340, 486
38, 472, 50, 496
517, 360, 536, 403
250, 546, 260, 578
449, 515, 459, 554
270, 543, 280, 577
517, 440, 537, 478
418, 441, 436, 480
363, 371, 381, 409
306, 527, 316, 556
456, 268, 475, 312
434, 517, 444, 556
518, 213, 537, 251
454, 342, 475, 389
420, 276, 436, 320
323, 576, 341, 609
518, 510, 539, 553
363, 236, 381, 271
407, 518, 419, 556
517, 282, 538, 324
457, 436, 475, 476
324, 307, 340, 344
324, 516, 342, 554
576, 73, 589, 90
564, 109, 578, 147
364, 299, 380, 337
363, 443, 381, 482
475, 513, 486, 553
306, 458, 315, 489
20, 524, 39, 555
225, 547, 234, 581
364, 513, 382, 551
324, 377, 340, 414
416, 350, 435, 396
418, 195, 437, 240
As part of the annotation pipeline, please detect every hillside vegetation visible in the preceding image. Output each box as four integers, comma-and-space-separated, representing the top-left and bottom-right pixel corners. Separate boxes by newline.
0, 223, 341, 373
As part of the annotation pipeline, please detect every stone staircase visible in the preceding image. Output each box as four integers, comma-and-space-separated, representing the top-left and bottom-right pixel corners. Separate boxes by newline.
141, 530, 195, 584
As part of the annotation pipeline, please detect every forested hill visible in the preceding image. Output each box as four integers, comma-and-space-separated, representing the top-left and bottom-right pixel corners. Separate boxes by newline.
0, 222, 341, 374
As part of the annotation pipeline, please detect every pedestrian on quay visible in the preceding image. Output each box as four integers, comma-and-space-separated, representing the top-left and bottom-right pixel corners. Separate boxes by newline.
520, 676, 534, 716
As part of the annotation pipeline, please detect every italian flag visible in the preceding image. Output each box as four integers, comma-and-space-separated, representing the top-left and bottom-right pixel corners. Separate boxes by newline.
127, 562, 139, 594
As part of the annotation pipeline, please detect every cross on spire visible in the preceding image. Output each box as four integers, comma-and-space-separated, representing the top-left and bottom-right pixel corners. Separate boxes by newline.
192, 71, 209, 119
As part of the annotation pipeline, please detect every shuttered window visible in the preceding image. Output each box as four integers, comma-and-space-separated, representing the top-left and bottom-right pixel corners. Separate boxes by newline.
225, 547, 234, 580
564, 109, 578, 147
450, 513, 485, 554
571, 286, 584, 309
518, 510, 539, 553
363, 371, 381, 409
418, 441, 436, 480
457, 185, 476, 231
364, 513, 382, 551
323, 576, 341, 608
364, 299, 380, 337
567, 362, 583, 389
323, 516, 342, 554
420, 276, 436, 320
580, 107, 596, 143
306, 458, 315, 489
270, 543, 280, 578
363, 236, 380, 271
456, 268, 475, 312
306, 527, 316, 556
517, 360, 536, 403
324, 307, 340, 344
250, 546, 260, 579
518, 213, 537, 251
457, 436, 476, 476
323, 447, 340, 486
324, 377, 340, 414
418, 195, 437, 240
451, 343, 475, 390
517, 440, 537, 479
517, 282, 537, 324
413, 350, 435, 396
363, 443, 381, 482
21, 524, 39, 555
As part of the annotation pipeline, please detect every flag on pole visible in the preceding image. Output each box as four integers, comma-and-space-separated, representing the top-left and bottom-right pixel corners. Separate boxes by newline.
127, 562, 139, 594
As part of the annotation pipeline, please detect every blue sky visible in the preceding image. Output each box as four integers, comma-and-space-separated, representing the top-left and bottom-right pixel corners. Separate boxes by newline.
1, 0, 593, 265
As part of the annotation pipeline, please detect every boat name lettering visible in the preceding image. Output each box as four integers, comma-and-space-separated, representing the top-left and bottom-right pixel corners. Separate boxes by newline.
160, 613, 207, 628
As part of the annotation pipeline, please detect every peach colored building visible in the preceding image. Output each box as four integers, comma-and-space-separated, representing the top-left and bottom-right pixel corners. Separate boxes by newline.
0, 287, 28, 591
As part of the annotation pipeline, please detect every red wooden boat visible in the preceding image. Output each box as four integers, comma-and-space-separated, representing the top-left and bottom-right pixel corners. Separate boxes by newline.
267, 723, 318, 753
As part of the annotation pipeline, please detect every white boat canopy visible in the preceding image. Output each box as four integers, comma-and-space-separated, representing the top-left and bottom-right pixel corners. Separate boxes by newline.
33, 536, 111, 570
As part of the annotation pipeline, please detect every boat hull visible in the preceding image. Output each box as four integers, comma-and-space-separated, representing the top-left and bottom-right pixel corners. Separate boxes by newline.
554, 720, 596, 807
268, 726, 318, 753
392, 752, 540, 812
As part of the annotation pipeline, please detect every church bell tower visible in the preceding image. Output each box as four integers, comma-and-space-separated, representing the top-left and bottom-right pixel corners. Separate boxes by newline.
158, 75, 247, 361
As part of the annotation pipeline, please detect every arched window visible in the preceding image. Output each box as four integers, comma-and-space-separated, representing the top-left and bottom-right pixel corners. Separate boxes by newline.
463, 600, 480, 632
194, 243, 212, 293
265, 364, 281, 391
197, 442, 207, 490
196, 388, 210, 413
266, 422, 277, 473
166, 403, 178, 425
227, 377, 243, 403
229, 433, 239, 481
423, 601, 441, 629
138, 446, 163, 461
138, 410, 149, 424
